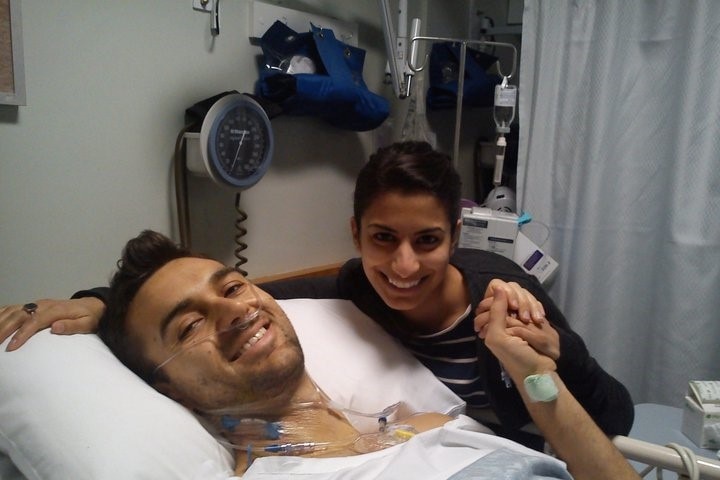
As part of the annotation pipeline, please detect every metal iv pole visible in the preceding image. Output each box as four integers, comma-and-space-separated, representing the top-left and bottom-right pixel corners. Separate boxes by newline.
406, 31, 518, 169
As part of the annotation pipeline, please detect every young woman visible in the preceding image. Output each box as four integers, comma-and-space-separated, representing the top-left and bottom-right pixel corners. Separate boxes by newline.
331, 141, 634, 444
0, 141, 634, 447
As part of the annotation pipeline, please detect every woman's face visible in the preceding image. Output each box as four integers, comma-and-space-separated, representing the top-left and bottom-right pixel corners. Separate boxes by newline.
352, 191, 456, 315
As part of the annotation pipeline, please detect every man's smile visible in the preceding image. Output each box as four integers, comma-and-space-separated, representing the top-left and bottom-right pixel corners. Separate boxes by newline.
242, 327, 268, 352
229, 318, 273, 362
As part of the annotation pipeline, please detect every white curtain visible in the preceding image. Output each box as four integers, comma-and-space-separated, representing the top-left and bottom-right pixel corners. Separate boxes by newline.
517, 0, 720, 406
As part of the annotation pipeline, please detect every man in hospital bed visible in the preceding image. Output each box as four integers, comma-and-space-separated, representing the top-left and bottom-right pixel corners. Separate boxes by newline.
67, 229, 633, 479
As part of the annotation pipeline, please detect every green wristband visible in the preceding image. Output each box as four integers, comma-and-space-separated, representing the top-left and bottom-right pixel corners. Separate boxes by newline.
523, 373, 559, 402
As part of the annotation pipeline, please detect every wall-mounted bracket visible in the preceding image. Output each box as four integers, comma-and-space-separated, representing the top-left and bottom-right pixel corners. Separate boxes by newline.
192, 0, 214, 13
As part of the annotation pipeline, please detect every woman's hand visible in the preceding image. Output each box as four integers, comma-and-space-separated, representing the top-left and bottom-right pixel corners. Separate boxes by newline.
474, 279, 560, 360
478, 279, 546, 324
479, 288, 556, 380
0, 297, 105, 351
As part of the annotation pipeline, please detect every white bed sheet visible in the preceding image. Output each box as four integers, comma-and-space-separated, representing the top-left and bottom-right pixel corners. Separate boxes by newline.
241, 415, 570, 480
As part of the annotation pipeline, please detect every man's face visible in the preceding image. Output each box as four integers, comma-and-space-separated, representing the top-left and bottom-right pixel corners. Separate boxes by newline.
126, 257, 304, 412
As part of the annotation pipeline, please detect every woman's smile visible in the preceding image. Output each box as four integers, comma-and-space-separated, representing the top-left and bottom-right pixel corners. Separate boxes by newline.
386, 276, 422, 289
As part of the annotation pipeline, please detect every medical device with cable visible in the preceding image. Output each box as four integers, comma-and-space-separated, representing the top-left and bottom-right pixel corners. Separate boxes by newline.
458, 206, 559, 284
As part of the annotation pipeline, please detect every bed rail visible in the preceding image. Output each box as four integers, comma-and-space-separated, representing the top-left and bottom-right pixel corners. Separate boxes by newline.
613, 435, 720, 479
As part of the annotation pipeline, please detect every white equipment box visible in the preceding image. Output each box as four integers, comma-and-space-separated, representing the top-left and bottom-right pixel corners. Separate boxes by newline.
458, 207, 518, 259
458, 207, 559, 284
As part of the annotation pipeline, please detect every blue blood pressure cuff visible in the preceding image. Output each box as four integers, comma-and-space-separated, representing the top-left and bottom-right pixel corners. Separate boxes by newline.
256, 21, 389, 132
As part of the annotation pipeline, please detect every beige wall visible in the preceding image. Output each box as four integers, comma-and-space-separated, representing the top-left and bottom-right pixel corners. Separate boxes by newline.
0, 1, 377, 302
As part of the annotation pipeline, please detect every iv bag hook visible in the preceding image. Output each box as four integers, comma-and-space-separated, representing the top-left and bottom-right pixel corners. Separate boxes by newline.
407, 36, 517, 79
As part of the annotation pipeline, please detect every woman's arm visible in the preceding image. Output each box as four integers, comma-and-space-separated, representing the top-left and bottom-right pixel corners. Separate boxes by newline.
1, 295, 105, 351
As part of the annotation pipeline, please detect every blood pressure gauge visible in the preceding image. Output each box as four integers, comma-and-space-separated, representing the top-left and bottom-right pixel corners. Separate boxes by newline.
187, 93, 274, 189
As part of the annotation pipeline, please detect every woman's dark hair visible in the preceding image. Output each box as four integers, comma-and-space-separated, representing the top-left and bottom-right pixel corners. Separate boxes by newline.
353, 141, 462, 235
98, 230, 203, 384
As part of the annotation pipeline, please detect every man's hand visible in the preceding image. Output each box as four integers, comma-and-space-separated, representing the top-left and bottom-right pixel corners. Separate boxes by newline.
479, 288, 556, 381
0, 297, 104, 351
475, 279, 560, 360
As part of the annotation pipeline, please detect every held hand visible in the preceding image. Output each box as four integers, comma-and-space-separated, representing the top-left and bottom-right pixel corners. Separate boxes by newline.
475, 309, 561, 360
0, 297, 105, 351
477, 279, 546, 325
479, 288, 556, 381
475, 279, 560, 360
506, 314, 560, 361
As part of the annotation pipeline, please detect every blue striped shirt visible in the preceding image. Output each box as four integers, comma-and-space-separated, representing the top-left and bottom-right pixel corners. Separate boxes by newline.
398, 305, 489, 408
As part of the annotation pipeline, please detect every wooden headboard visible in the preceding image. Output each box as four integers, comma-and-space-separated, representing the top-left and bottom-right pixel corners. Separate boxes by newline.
249, 262, 343, 285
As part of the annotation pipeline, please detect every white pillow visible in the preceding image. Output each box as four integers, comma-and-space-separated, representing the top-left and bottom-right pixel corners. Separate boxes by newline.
0, 299, 464, 480
284, 299, 465, 432
0, 329, 235, 480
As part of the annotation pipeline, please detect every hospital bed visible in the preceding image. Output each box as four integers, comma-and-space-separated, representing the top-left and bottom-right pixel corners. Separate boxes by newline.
1, 270, 719, 479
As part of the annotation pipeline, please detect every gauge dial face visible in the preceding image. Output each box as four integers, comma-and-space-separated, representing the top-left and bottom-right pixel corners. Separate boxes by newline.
214, 106, 269, 180
203, 94, 273, 189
